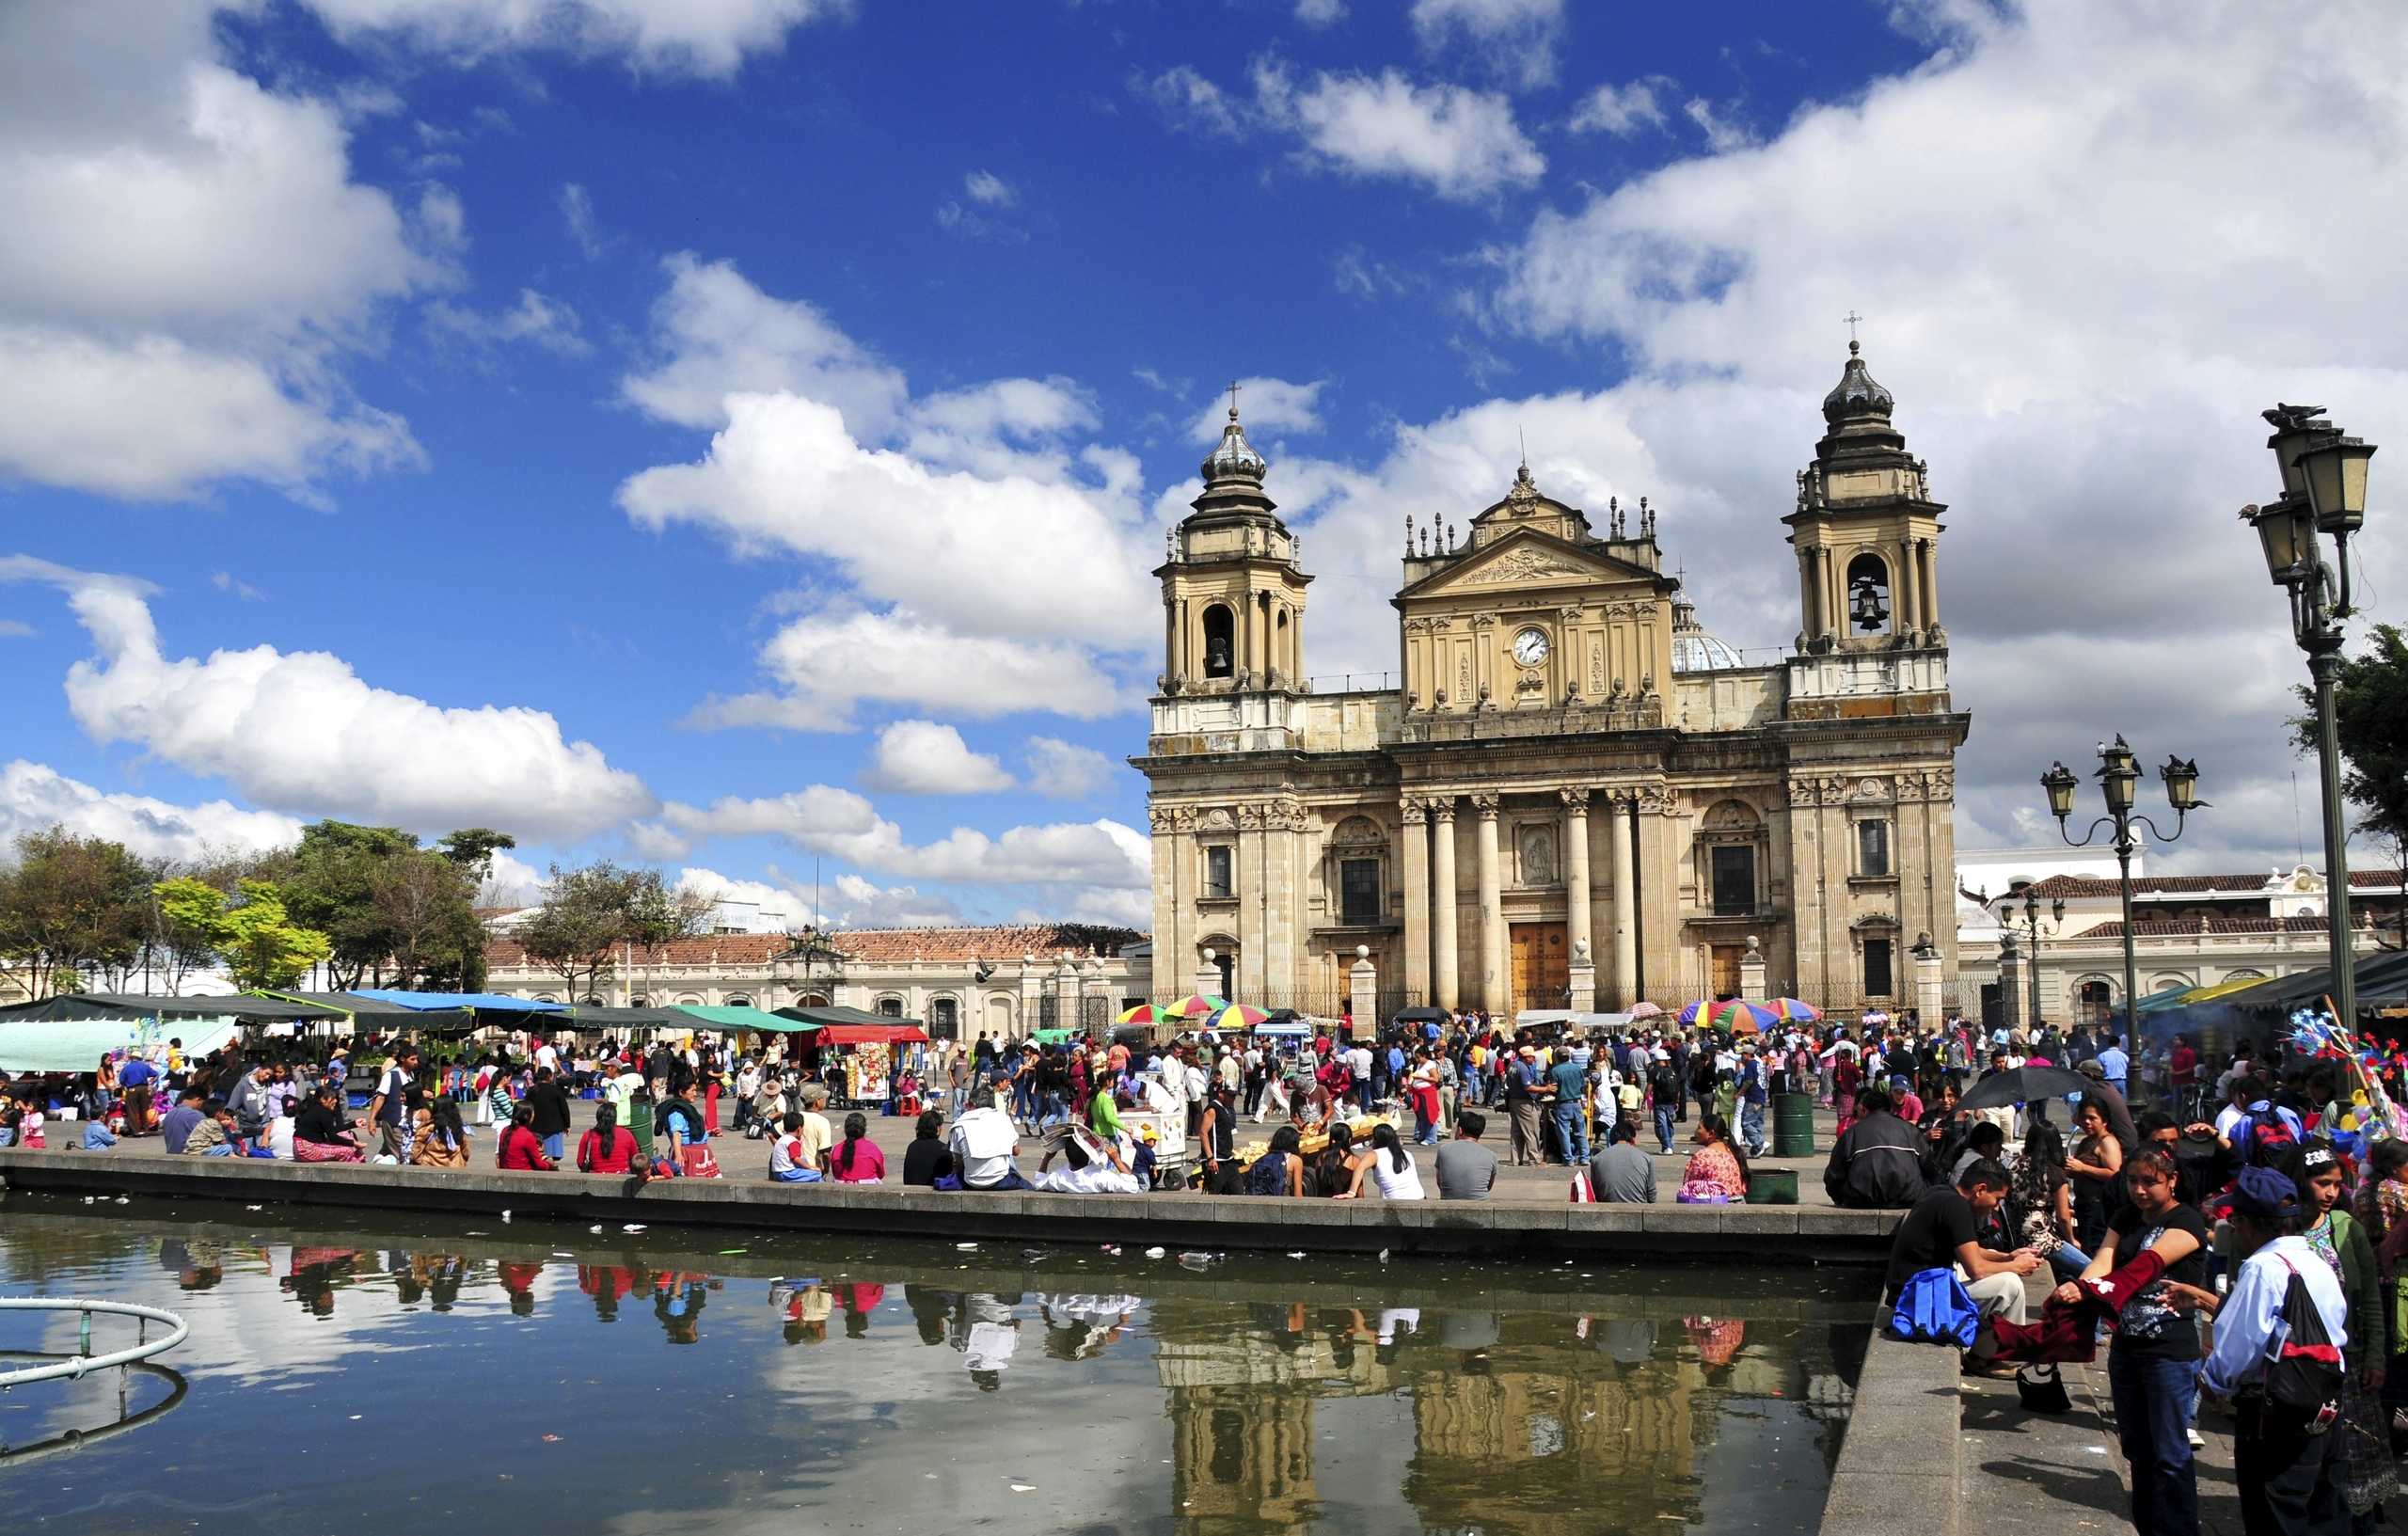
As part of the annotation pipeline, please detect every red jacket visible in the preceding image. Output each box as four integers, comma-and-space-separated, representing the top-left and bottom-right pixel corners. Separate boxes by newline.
498, 1124, 555, 1170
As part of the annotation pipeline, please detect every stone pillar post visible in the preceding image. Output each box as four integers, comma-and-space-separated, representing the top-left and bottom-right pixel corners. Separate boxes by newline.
1401, 798, 1431, 1005
1432, 800, 1460, 1010
1019, 952, 1044, 1027
1566, 937, 1596, 1013
1561, 787, 1592, 964
1196, 947, 1225, 1004
1349, 944, 1378, 1040
1608, 794, 1638, 1007
1054, 953, 1083, 1035
1739, 934, 1767, 999
1913, 934, 1944, 1027
1473, 794, 1504, 1015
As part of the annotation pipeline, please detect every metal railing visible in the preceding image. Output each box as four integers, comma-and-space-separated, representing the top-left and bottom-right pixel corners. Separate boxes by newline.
0, 1297, 188, 1388
1305, 673, 1399, 694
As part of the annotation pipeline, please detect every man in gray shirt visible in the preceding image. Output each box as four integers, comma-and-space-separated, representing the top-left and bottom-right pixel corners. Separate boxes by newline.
1589, 1118, 1656, 1203
1434, 1110, 1499, 1200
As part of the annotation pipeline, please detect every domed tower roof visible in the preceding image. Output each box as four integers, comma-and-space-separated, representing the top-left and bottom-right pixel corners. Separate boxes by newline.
1200, 403, 1266, 484
1670, 596, 1744, 673
1821, 340, 1894, 424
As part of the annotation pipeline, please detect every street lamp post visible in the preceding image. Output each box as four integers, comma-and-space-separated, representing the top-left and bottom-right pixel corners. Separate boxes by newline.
1995, 890, 2066, 1033
2243, 404, 2377, 1033
2041, 738, 2206, 1107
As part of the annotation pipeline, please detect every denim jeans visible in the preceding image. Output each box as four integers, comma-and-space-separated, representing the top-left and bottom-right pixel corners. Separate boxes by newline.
1655, 1105, 1675, 1152
2107, 1345, 2200, 1536
2045, 1242, 2094, 1283
1739, 1100, 1766, 1153
1553, 1102, 1589, 1164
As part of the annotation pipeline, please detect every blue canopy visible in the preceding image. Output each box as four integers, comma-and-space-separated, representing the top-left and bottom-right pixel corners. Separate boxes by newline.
347, 990, 565, 1013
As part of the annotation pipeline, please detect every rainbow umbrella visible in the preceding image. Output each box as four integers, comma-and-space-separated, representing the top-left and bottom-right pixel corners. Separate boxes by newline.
1205, 1004, 1270, 1031
1760, 998, 1822, 1022
1675, 1000, 1712, 1026
1117, 1003, 1173, 1025
1164, 994, 1230, 1018
1682, 998, 1778, 1033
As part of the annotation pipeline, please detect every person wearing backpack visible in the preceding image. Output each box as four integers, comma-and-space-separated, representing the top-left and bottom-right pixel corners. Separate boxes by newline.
2198, 1164, 2351, 1536
2296, 1143, 2394, 1526
1649, 1054, 1684, 1153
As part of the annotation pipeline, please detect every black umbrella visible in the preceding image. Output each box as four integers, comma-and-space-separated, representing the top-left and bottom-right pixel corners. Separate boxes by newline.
1390, 1006, 1450, 1023
1954, 1065, 2095, 1113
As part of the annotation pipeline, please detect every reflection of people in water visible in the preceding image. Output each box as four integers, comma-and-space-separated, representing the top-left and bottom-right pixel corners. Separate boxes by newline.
1249, 1301, 1310, 1355
1037, 1294, 1138, 1359
653, 1273, 716, 1345
959, 1294, 1021, 1391
833, 1283, 884, 1339
279, 1247, 360, 1317
905, 1285, 955, 1346
769, 1278, 829, 1345
580, 1265, 636, 1322
160, 1240, 224, 1292
418, 1254, 468, 1312
1683, 1315, 1746, 1372
499, 1260, 544, 1317
1342, 1306, 1421, 1368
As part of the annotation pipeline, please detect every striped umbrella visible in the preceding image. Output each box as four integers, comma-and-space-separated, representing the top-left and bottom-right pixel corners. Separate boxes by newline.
1710, 999, 1782, 1034
1117, 1003, 1173, 1025
1164, 993, 1230, 1018
1204, 1004, 1270, 1031
1760, 998, 1823, 1022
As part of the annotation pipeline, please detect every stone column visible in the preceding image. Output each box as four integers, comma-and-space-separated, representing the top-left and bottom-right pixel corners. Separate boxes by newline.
1401, 798, 1432, 1005
1608, 794, 1638, 1007
1567, 937, 1596, 1013
1473, 793, 1504, 1014
1432, 799, 1460, 1010
1913, 936, 1945, 1027
1896, 537, 1919, 638
1349, 945, 1378, 1040
1920, 540, 1941, 628
1019, 953, 1044, 1024
1798, 547, 1819, 639
1998, 934, 2026, 1028
1054, 954, 1083, 1034
1561, 787, 1592, 965
1739, 934, 1767, 999
1196, 946, 1226, 1003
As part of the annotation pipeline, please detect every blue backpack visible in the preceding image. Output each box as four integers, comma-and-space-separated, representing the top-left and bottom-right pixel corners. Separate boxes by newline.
1886, 1267, 1978, 1348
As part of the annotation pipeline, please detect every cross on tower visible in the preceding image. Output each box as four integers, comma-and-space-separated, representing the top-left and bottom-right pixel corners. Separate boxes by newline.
1843, 310, 1863, 346
1227, 380, 1242, 420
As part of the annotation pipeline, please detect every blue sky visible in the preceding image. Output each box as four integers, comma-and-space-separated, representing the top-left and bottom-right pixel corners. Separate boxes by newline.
7, 0, 2408, 926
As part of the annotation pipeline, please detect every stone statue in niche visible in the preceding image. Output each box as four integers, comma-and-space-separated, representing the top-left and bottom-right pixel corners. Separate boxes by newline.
1521, 826, 1555, 885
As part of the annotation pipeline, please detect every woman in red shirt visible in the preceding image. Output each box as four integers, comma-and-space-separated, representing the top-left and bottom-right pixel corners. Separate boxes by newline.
497, 1103, 555, 1170
577, 1103, 638, 1174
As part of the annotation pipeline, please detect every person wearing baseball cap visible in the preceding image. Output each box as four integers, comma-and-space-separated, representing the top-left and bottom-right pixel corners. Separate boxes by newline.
2199, 1164, 2351, 1536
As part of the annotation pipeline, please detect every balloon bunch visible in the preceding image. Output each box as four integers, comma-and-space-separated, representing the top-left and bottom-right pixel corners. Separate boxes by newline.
2288, 1005, 2406, 1148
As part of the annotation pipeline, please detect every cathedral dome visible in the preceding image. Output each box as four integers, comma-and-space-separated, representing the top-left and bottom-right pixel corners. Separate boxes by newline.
1671, 597, 1744, 673
1821, 340, 1894, 425
1200, 405, 1267, 483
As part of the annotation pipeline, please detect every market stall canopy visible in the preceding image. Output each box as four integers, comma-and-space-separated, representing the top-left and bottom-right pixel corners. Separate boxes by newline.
348, 990, 567, 1014
2200, 950, 2408, 1016
772, 1005, 922, 1031
0, 992, 347, 1025
811, 1022, 929, 1045
669, 1005, 793, 1033
538, 1006, 692, 1029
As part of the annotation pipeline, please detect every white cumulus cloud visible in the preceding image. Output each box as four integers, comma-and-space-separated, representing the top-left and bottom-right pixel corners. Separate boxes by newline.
2, 556, 657, 845
298, 0, 844, 77
1569, 79, 1669, 137
860, 720, 1017, 795
651, 788, 1150, 892
1188, 377, 1324, 444
0, 760, 303, 863
1023, 737, 1118, 801
1409, 0, 1563, 89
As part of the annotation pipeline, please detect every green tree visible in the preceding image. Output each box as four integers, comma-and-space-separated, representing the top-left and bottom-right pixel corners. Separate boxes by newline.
281, 820, 495, 990
2293, 622, 2408, 947
0, 827, 150, 998
437, 827, 516, 888
516, 862, 710, 1003
155, 878, 332, 990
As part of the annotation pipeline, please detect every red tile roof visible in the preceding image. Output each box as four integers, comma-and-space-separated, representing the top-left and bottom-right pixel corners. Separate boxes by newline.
2070, 914, 2374, 939
2021, 870, 2404, 900
486, 924, 1148, 970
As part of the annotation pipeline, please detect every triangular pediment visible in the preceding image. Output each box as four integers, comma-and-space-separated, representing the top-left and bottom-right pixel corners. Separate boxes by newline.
1400, 527, 1662, 602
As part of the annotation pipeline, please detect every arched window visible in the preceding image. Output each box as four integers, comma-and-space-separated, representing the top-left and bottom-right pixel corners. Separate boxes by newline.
725, 995, 752, 1008
931, 998, 958, 1038
1846, 553, 1892, 634
875, 996, 904, 1019
2078, 980, 2114, 1022
1202, 604, 1236, 677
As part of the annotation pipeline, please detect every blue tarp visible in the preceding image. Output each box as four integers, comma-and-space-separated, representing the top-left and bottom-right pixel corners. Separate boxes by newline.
346, 990, 566, 1013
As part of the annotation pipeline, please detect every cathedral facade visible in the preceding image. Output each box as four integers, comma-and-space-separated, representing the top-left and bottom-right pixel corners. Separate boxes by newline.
1136, 346, 1968, 1017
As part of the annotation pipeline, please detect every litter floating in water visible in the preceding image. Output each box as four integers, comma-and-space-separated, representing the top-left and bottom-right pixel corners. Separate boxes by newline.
500, 1211, 512, 1222
246, 1205, 263, 1211
542, 1434, 561, 1442
1377, 1248, 1391, 1263
1144, 1246, 1165, 1259
1008, 1484, 1037, 1493
1022, 1249, 1054, 1261
552, 1251, 573, 1258
1177, 1252, 1222, 1270
1101, 1244, 1120, 1255
623, 1224, 646, 1233
1288, 1251, 1307, 1259
718, 1248, 747, 1256
114, 1196, 129, 1205
956, 1243, 977, 1250
590, 1225, 604, 1233
81, 1196, 94, 1204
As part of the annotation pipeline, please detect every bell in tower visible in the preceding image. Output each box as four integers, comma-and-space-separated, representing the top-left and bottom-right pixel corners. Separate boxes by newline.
1154, 389, 1313, 700
1784, 338, 1947, 656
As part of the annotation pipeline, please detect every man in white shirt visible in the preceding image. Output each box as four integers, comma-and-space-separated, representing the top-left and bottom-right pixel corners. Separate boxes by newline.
533, 1038, 560, 1074
2197, 1165, 2351, 1536
949, 1088, 1032, 1190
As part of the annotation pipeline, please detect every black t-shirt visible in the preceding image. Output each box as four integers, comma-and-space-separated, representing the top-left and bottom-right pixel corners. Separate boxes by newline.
1884, 1186, 1978, 1302
527, 1082, 574, 1137
2107, 1201, 2210, 1359
901, 1138, 952, 1187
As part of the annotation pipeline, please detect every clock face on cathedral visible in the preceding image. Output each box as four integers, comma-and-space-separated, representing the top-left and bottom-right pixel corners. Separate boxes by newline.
1512, 627, 1550, 667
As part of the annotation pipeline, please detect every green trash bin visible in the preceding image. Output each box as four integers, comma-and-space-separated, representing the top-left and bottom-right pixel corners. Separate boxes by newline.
1772, 1093, 1815, 1158
1745, 1167, 1798, 1204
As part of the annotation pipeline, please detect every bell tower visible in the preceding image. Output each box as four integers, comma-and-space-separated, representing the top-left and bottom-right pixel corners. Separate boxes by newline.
1785, 341, 1947, 655
1156, 396, 1312, 698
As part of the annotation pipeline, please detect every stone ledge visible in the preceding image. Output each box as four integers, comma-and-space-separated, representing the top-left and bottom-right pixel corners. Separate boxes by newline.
1820, 1309, 1965, 1536
0, 1152, 1894, 1263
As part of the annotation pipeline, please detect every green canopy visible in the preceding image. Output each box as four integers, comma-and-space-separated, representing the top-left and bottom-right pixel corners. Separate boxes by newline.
538, 1006, 693, 1029
0, 992, 347, 1025
2194, 949, 2408, 1016
772, 1004, 922, 1030
670, 1004, 797, 1032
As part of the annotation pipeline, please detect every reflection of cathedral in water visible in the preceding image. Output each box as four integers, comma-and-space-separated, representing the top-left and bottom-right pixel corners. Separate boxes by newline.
1149, 1303, 1842, 1536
